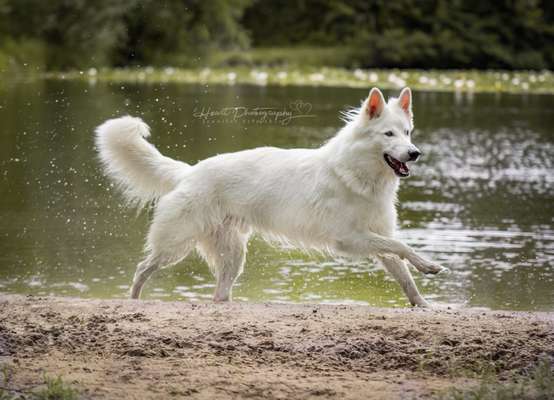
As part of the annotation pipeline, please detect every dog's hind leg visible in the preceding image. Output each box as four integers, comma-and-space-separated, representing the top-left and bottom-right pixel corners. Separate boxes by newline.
130, 241, 194, 299
378, 255, 429, 307
197, 222, 250, 302
130, 191, 201, 299
130, 254, 162, 300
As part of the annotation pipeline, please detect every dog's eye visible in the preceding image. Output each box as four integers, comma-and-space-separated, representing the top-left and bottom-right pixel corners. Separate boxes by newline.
384, 131, 394, 137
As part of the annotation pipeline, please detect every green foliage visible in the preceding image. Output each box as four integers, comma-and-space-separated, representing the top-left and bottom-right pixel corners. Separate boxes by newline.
33, 376, 78, 400
440, 359, 554, 400
0, 38, 47, 74
0, 388, 16, 400
243, 0, 554, 70
533, 359, 554, 395
0, 0, 552, 70
211, 46, 358, 67
116, 0, 251, 67
0, 366, 78, 400
0, 0, 252, 70
0, 0, 130, 69
0, 364, 16, 400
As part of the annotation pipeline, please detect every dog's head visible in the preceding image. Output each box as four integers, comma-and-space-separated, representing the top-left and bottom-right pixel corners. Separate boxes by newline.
352, 87, 420, 178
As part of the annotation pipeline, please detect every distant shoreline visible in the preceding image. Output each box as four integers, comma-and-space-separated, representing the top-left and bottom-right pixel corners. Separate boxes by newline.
0, 294, 552, 399
31, 67, 554, 95
43, 67, 554, 94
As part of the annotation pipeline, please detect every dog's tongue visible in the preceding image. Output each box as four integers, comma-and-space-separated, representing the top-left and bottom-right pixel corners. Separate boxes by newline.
398, 162, 409, 175
391, 157, 409, 175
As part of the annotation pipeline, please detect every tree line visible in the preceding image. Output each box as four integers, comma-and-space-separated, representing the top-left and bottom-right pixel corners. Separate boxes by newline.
1, 0, 552, 71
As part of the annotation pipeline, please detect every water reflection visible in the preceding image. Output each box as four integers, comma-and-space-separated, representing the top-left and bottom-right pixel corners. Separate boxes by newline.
0, 81, 552, 310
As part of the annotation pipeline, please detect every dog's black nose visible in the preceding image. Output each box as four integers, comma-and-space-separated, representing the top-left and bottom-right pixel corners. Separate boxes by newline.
408, 150, 421, 161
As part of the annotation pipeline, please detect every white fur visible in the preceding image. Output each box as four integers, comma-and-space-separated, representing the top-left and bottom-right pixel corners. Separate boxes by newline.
95, 87, 445, 307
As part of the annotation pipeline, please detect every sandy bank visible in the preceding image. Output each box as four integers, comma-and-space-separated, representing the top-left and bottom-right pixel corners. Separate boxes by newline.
0, 295, 552, 399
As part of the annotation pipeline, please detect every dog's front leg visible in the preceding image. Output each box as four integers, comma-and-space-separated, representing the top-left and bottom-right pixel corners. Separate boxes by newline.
336, 232, 444, 274
378, 255, 429, 307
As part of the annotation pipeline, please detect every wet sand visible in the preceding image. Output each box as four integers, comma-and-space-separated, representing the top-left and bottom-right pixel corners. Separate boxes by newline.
0, 294, 552, 399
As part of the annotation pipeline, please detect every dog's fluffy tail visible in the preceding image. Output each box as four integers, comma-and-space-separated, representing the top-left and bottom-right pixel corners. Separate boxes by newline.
95, 116, 189, 208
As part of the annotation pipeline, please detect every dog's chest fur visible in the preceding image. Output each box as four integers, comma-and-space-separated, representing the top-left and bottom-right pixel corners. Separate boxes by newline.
327, 169, 399, 238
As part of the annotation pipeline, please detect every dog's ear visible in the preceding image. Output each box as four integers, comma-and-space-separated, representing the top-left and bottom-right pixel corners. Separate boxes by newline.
398, 87, 412, 117
366, 88, 385, 119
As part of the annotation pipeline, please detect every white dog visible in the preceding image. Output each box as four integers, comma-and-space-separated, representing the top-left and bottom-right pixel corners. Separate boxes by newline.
96, 87, 445, 307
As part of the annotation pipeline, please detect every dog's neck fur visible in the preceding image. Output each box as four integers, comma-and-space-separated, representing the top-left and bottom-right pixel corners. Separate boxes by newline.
322, 117, 399, 201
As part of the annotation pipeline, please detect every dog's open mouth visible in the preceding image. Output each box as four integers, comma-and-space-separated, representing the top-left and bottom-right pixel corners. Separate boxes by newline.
384, 154, 410, 177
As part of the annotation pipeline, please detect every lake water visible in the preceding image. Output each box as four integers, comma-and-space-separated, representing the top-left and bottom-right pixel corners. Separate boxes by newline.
1, 80, 553, 310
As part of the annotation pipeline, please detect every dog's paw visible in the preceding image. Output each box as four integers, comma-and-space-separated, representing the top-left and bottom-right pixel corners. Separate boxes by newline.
412, 298, 431, 308
409, 255, 445, 275
437, 265, 450, 274
425, 262, 448, 275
